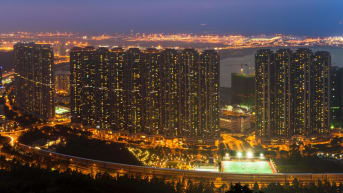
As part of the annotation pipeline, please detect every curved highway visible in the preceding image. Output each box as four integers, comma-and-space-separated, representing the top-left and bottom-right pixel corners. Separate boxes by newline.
15, 143, 343, 187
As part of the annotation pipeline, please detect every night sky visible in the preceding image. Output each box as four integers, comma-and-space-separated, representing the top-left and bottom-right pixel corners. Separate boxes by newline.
1, 0, 343, 36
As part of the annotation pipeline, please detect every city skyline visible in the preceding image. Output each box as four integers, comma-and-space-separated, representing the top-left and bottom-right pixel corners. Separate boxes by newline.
3, 39, 343, 192
1, 1, 343, 192
0, 0, 343, 36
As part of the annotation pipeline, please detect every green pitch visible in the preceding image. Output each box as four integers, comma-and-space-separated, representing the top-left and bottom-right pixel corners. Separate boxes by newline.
222, 161, 274, 174
55, 106, 70, 115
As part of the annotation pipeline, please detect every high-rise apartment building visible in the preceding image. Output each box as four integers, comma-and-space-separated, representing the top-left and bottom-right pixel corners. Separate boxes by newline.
143, 48, 162, 135
70, 46, 111, 129
160, 49, 180, 136
179, 49, 200, 137
255, 49, 274, 138
70, 47, 220, 138
312, 51, 330, 134
330, 67, 343, 128
109, 47, 126, 131
14, 42, 55, 120
255, 49, 330, 140
0, 66, 3, 89
273, 49, 292, 137
200, 50, 220, 138
124, 48, 145, 134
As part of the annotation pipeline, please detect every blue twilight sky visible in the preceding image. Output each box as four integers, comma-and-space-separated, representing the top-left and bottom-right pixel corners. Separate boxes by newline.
1, 0, 343, 36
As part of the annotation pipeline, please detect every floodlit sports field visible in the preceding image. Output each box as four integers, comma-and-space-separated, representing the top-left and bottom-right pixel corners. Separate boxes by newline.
221, 161, 274, 174
55, 106, 70, 115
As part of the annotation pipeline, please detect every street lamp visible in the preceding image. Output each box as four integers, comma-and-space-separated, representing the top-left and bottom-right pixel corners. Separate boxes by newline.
225, 153, 230, 159
247, 151, 253, 159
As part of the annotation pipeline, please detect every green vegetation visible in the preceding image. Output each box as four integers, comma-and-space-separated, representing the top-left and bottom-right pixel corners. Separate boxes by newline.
19, 126, 217, 169
256, 179, 343, 193
0, 155, 219, 193
56, 136, 141, 165
4, 131, 343, 193
19, 125, 141, 166
19, 125, 92, 145
0, 135, 10, 144
275, 157, 343, 173
227, 184, 256, 193
3, 102, 40, 127
0, 157, 343, 193
0, 157, 177, 193
1, 143, 70, 172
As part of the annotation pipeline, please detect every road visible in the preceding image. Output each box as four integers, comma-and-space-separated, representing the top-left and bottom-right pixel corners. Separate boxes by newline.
1, 129, 27, 146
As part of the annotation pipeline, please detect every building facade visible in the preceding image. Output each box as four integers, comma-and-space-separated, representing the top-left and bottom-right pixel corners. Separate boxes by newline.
330, 67, 343, 128
255, 49, 330, 140
14, 42, 55, 120
255, 49, 274, 138
70, 47, 220, 138
231, 73, 255, 106
55, 71, 70, 94
0, 66, 3, 89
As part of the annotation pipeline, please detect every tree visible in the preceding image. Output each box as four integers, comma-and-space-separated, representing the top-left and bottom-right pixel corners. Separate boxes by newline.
176, 181, 183, 193
253, 182, 259, 193
254, 145, 265, 153
226, 183, 254, 193
290, 143, 301, 158
219, 143, 226, 157
338, 183, 343, 193
219, 183, 227, 193
330, 137, 343, 147
279, 150, 289, 158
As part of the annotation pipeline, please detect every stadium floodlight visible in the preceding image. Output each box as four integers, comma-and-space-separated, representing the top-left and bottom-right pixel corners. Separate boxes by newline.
225, 153, 230, 158
247, 151, 253, 159
237, 152, 242, 158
